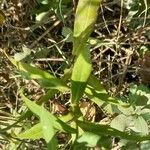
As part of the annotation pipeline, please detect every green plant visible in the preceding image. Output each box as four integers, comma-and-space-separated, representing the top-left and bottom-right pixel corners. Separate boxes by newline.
111, 84, 150, 149
3, 0, 150, 149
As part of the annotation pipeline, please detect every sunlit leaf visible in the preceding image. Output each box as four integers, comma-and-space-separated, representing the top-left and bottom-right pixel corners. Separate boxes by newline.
73, 0, 101, 55
36, 11, 49, 22
20, 90, 76, 134
133, 116, 149, 135
71, 45, 92, 104
14, 53, 28, 62
4, 52, 69, 92
118, 106, 134, 115
14, 47, 31, 61
110, 114, 129, 131
40, 105, 57, 150
18, 123, 43, 139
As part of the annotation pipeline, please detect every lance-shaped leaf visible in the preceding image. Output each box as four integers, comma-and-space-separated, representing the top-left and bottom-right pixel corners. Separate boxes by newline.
40, 105, 57, 150
20, 90, 76, 134
78, 120, 150, 142
18, 121, 57, 150
21, 92, 57, 149
19, 62, 68, 91
18, 123, 43, 140
85, 75, 129, 107
71, 45, 92, 104
73, 0, 101, 55
4, 52, 68, 92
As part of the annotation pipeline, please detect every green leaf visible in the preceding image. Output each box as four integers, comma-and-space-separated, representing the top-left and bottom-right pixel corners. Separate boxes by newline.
73, 0, 101, 55
85, 75, 129, 107
118, 106, 134, 115
139, 46, 149, 57
2, 89, 58, 134
85, 74, 129, 107
71, 46, 92, 103
129, 84, 138, 94
4, 52, 68, 92
14, 53, 28, 61
136, 95, 148, 106
40, 105, 57, 150
77, 120, 150, 142
20, 91, 76, 134
14, 47, 31, 61
21, 91, 57, 149
140, 141, 150, 150
62, 27, 73, 42
34, 47, 49, 59
38, 89, 58, 104
118, 139, 137, 150
17, 63, 64, 85
133, 116, 149, 135
77, 132, 101, 147
17, 123, 43, 139
110, 114, 129, 131
129, 84, 150, 106
87, 74, 107, 94
13, 61, 68, 92
36, 11, 49, 22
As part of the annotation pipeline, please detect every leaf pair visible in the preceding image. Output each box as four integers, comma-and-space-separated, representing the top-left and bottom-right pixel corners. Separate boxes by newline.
18, 91, 76, 149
